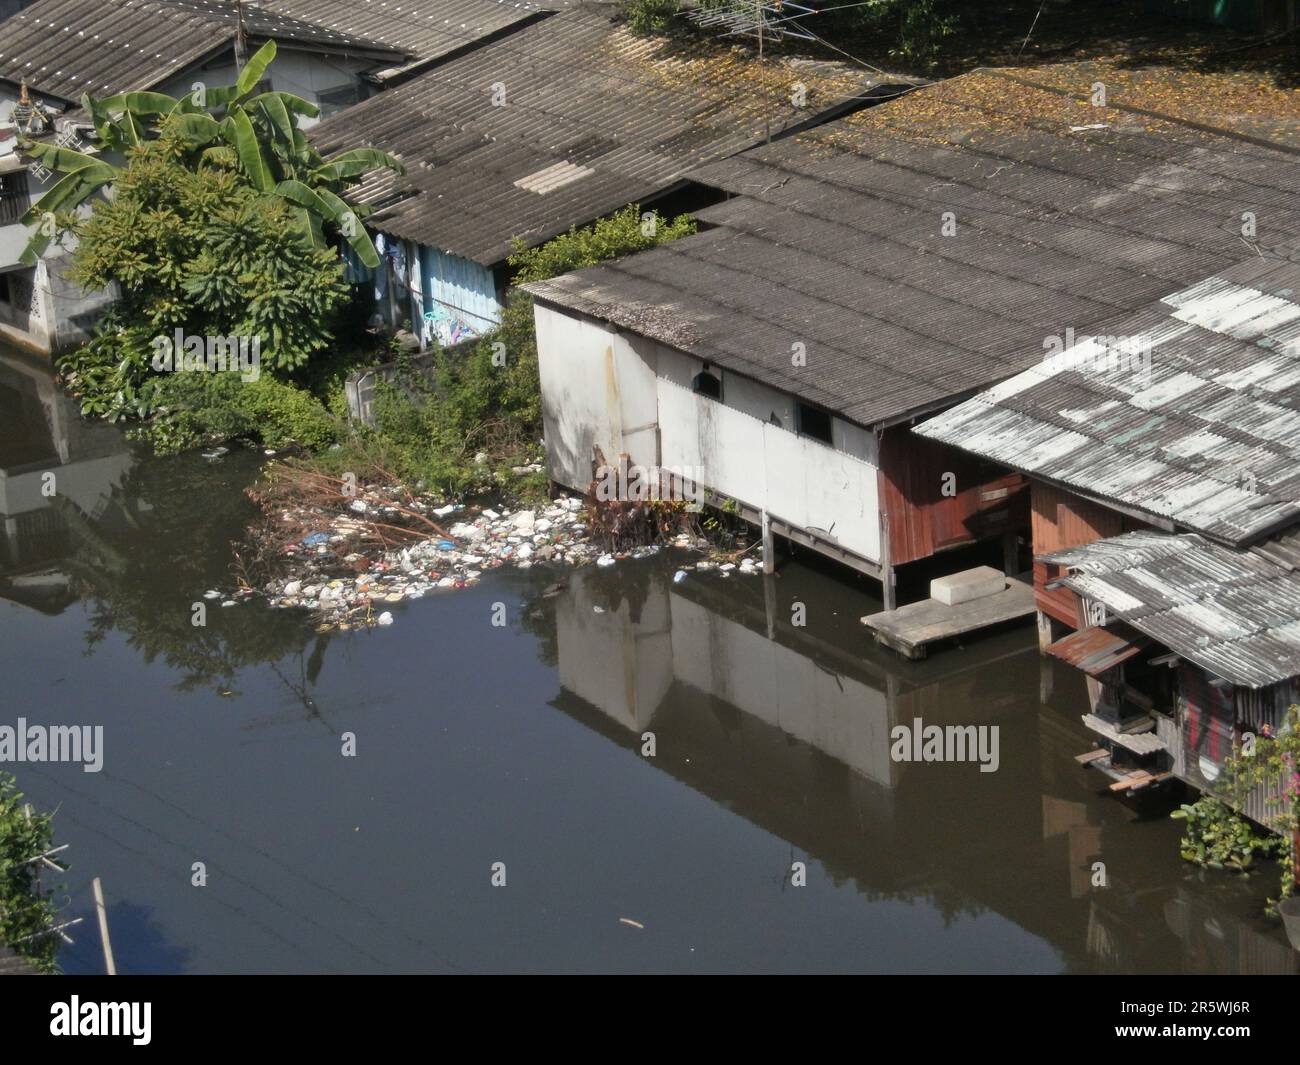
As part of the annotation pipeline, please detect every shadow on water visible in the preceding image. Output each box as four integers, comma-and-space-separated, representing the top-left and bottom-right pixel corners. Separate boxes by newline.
2, 343, 1296, 973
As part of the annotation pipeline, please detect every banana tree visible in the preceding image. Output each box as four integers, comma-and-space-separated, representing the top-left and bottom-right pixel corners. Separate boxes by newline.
18, 40, 401, 268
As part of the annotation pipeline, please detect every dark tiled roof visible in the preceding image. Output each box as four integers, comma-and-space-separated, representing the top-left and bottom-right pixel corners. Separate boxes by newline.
1044, 530, 1300, 688
310, 6, 906, 265
916, 258, 1300, 547
527, 73, 1300, 430
0, 0, 409, 101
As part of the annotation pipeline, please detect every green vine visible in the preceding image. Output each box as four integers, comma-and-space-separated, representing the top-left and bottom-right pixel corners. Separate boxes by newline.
1171, 796, 1280, 872
1171, 705, 1300, 914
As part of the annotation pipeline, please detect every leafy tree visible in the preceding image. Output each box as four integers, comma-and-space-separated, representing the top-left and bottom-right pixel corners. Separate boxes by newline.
622, 0, 959, 64
623, 0, 682, 35
20, 41, 401, 268
1173, 705, 1300, 911
851, 0, 960, 62
57, 148, 353, 422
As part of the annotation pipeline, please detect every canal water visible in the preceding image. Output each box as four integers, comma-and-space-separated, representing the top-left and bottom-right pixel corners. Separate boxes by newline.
2, 347, 1295, 974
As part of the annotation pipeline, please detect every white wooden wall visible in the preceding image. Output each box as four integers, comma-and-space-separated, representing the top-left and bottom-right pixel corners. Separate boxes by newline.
536, 303, 882, 563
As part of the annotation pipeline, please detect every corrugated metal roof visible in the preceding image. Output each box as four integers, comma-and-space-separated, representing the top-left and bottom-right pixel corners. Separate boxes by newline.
1043, 530, 1300, 688
0, 0, 412, 100
527, 74, 1300, 430
310, 6, 905, 265
257, 0, 557, 69
915, 257, 1300, 546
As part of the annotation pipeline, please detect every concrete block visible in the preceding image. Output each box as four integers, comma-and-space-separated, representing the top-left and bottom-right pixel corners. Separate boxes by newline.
930, 566, 1006, 606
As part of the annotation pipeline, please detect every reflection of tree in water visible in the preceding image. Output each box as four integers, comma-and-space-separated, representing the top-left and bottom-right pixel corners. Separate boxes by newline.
57, 451, 316, 692
518, 579, 561, 669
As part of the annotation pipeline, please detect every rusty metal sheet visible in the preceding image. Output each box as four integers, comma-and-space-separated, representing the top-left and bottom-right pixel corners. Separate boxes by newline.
1047, 624, 1151, 675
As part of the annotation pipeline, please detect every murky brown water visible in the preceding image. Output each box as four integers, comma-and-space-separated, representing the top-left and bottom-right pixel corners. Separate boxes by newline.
1, 345, 1295, 973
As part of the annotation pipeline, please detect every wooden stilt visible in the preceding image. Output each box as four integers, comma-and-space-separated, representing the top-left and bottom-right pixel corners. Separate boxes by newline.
92, 877, 116, 976
764, 569, 777, 640
880, 511, 895, 611
761, 509, 775, 575
1036, 609, 1057, 652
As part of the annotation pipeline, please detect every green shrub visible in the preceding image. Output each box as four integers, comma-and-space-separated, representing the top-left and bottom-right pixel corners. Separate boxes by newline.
1171, 795, 1280, 872
0, 773, 62, 974
508, 204, 696, 284
622, 0, 683, 36
142, 373, 342, 455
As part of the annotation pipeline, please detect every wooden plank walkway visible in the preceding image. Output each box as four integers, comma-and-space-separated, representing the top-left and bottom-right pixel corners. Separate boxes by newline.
1081, 713, 1167, 756
861, 576, 1035, 659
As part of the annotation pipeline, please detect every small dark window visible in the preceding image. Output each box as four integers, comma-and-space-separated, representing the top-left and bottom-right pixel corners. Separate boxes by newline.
797, 403, 833, 445
692, 369, 722, 401
0, 170, 30, 225
0, 271, 10, 306
317, 82, 361, 118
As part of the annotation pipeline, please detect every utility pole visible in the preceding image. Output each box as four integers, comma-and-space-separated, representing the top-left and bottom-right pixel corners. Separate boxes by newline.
758, 1, 770, 144
235, 0, 249, 69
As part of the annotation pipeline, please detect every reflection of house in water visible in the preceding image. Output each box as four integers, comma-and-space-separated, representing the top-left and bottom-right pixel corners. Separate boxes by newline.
918, 261, 1300, 855
0, 347, 133, 611
549, 562, 1297, 972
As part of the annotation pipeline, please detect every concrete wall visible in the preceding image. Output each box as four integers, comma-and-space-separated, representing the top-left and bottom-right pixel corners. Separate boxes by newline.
157, 47, 376, 129
535, 302, 883, 564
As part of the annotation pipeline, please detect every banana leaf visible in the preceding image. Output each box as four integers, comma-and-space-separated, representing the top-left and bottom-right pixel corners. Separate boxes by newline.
229, 108, 273, 191
18, 165, 116, 264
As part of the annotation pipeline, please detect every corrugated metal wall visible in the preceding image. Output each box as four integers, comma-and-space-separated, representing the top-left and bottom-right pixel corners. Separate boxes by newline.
1177, 667, 1296, 832
420, 245, 500, 349
1032, 482, 1125, 627
877, 428, 1028, 567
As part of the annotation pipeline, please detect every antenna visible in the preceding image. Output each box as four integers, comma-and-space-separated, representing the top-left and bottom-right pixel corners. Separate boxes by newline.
235, 0, 249, 68
685, 1, 818, 42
